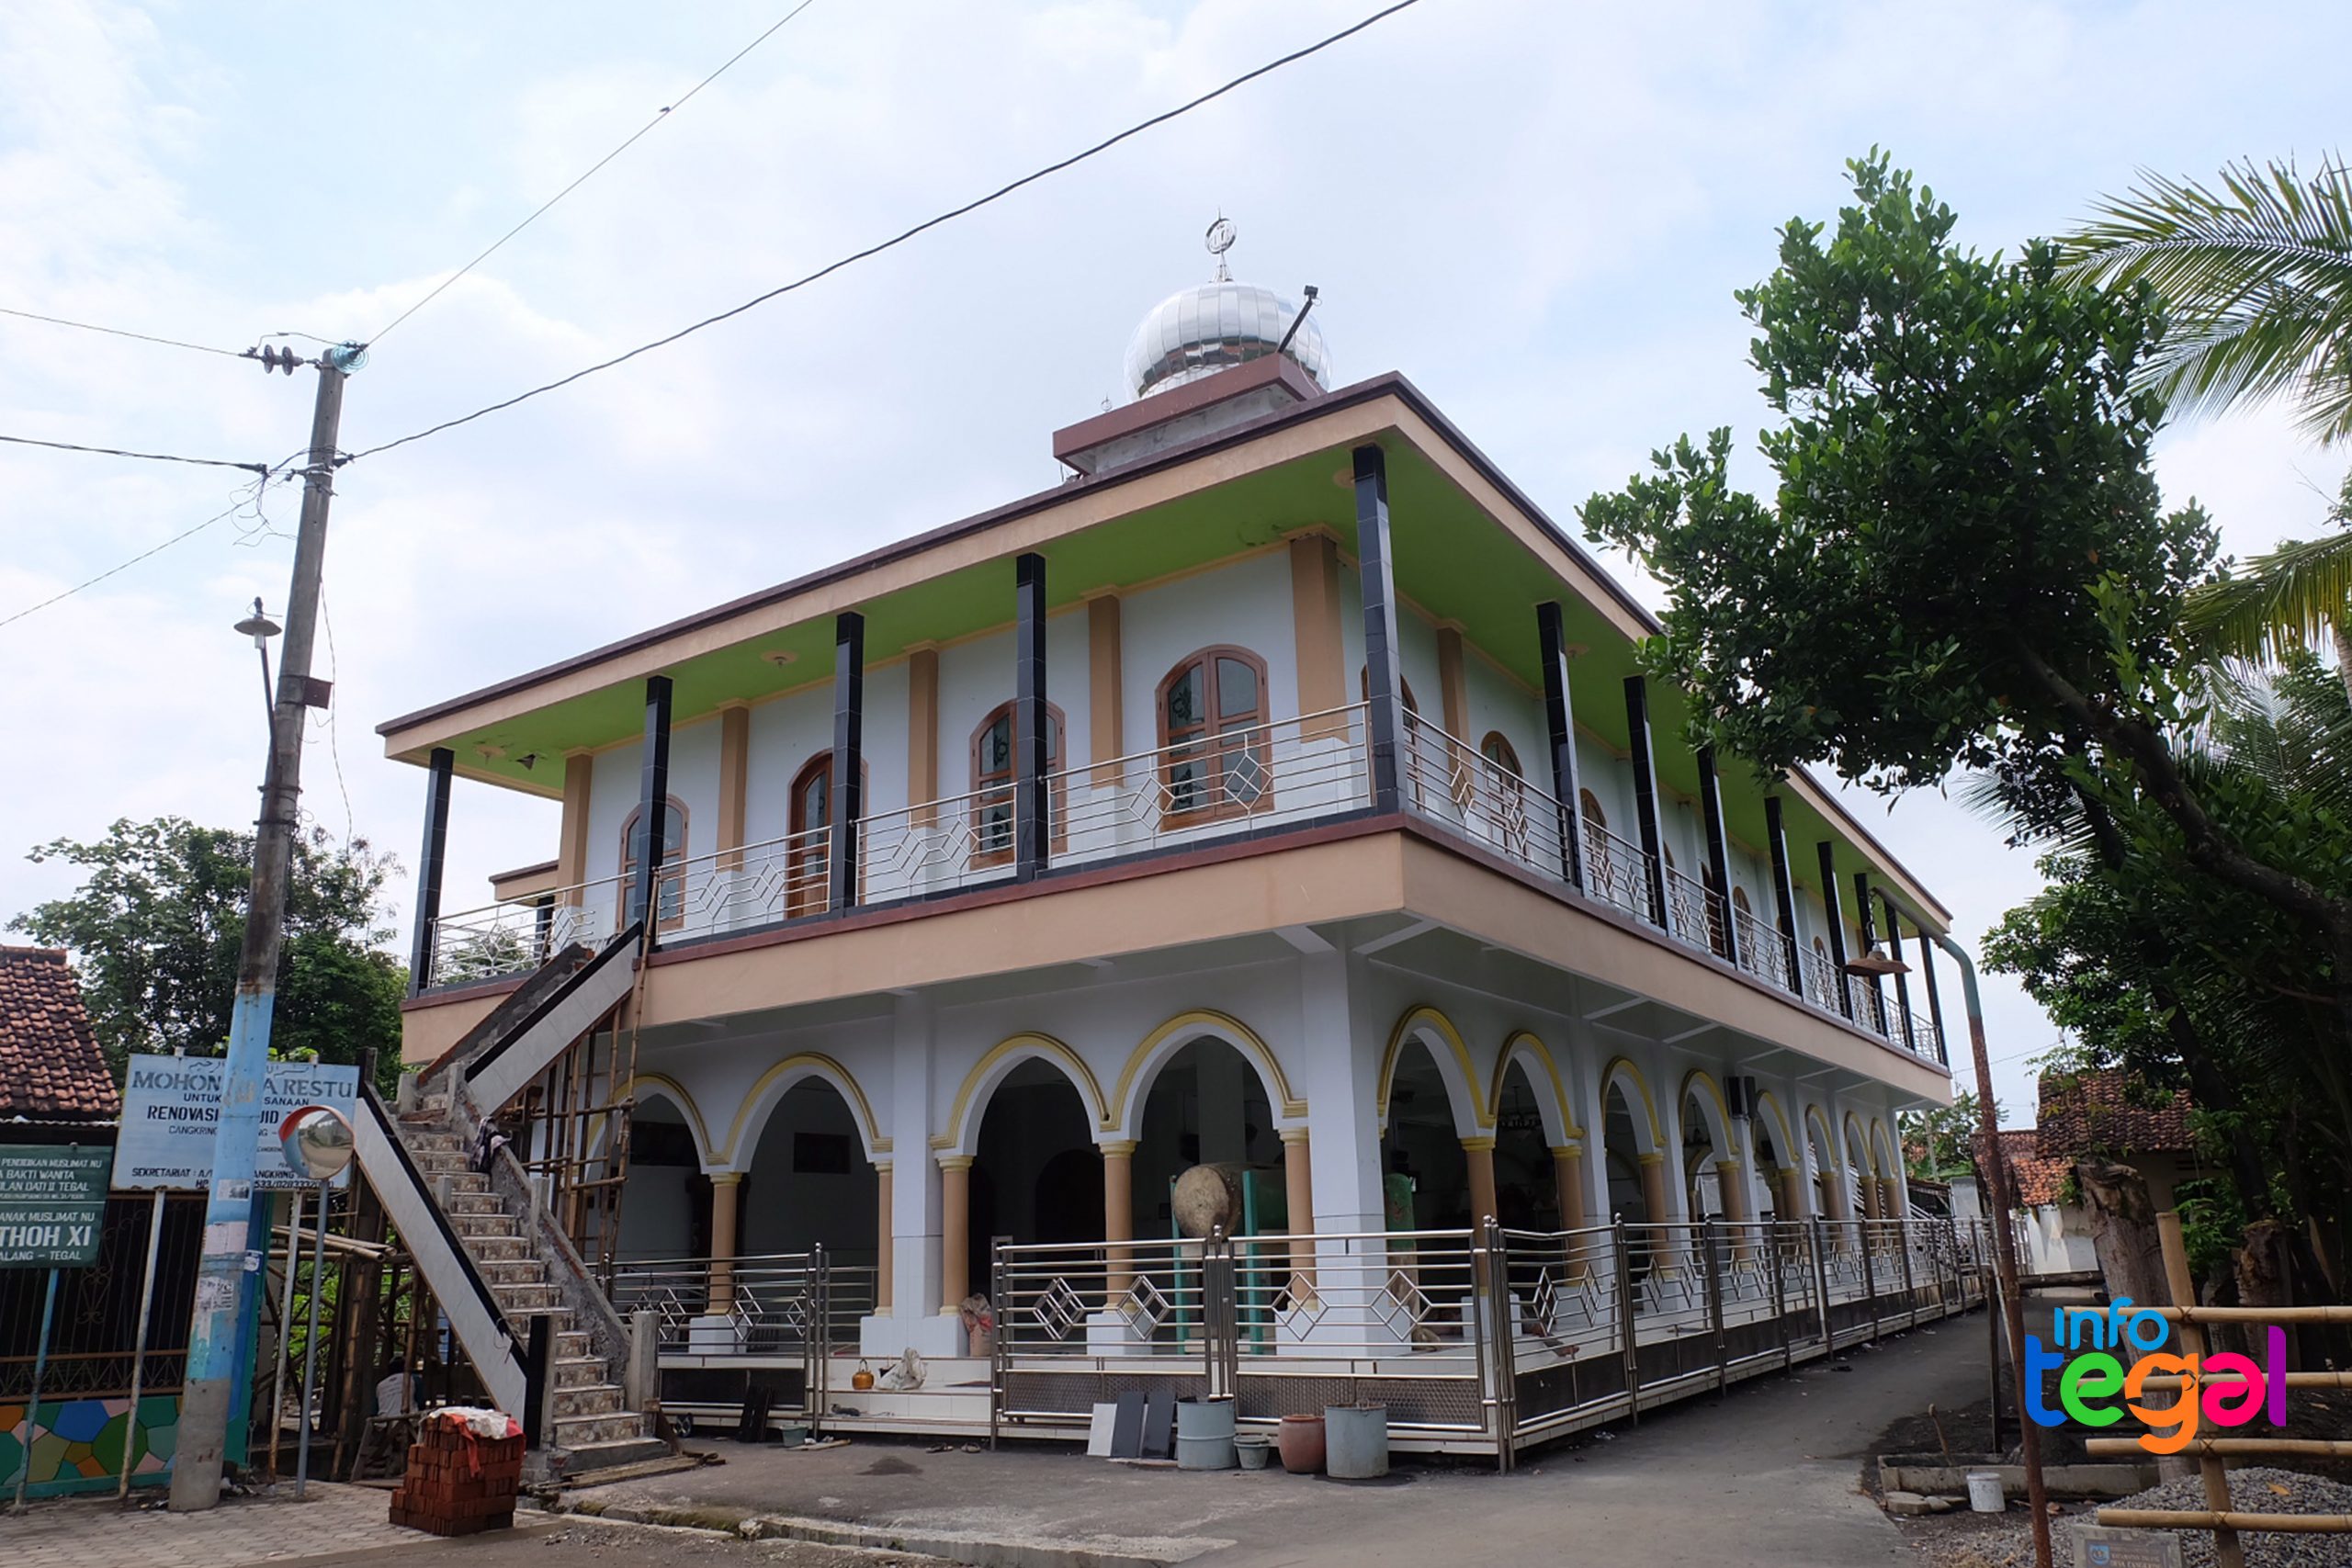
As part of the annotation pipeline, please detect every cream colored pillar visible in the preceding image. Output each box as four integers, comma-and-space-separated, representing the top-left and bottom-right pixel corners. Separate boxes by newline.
1281, 1128, 1315, 1294
1778, 1163, 1808, 1226
938, 1156, 973, 1314
874, 1162, 894, 1310
1713, 1156, 1750, 1261
707, 1174, 742, 1313
1878, 1176, 1905, 1222
1860, 1168, 1884, 1221
1637, 1152, 1673, 1271
1551, 1144, 1589, 1234
1101, 1141, 1136, 1300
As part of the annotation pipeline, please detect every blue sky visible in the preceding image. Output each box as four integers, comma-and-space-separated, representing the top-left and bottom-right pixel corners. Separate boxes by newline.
4, 0, 2346, 1126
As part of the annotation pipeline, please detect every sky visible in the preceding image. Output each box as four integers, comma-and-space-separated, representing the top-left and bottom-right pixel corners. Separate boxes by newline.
3, 0, 2346, 1128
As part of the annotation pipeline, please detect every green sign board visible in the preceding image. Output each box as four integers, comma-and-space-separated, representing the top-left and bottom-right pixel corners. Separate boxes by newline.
0, 1144, 111, 1268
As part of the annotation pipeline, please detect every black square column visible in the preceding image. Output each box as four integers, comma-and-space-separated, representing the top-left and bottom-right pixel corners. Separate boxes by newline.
1763, 795, 1803, 995
1879, 890, 1917, 1053
829, 612, 865, 912
1697, 745, 1740, 967
1013, 552, 1049, 880
627, 675, 673, 940
1853, 873, 1889, 1036
407, 746, 455, 993
1623, 676, 1675, 938
1815, 840, 1852, 1019
1536, 602, 1586, 890
1354, 445, 1405, 814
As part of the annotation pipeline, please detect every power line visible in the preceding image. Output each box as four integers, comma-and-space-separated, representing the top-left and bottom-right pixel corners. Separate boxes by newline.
0, 432, 271, 475
0, 481, 272, 632
368, 0, 825, 348
0, 303, 250, 360
346, 0, 1424, 465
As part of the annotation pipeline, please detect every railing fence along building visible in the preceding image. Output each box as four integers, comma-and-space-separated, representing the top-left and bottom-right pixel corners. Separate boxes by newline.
985, 1215, 1992, 1467
605, 1249, 877, 1436
419, 693, 1947, 1065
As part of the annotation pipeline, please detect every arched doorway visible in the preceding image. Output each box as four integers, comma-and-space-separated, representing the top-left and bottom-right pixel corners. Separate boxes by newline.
1380, 1038, 1470, 1233
967, 1058, 1102, 1297
614, 1096, 707, 1261
1805, 1112, 1841, 1222
740, 1079, 879, 1264
1752, 1115, 1786, 1224
1128, 1037, 1281, 1239
1681, 1088, 1727, 1220
1493, 1059, 1559, 1230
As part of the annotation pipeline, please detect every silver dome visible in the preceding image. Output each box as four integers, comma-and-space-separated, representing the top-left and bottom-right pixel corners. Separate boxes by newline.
1122, 280, 1329, 400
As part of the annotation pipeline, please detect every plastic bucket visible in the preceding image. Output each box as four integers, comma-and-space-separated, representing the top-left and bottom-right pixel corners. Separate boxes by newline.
1234, 1433, 1272, 1471
1175, 1397, 1238, 1471
1966, 1472, 2005, 1513
1324, 1404, 1389, 1480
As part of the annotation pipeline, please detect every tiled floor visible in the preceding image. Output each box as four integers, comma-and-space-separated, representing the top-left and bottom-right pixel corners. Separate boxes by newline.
4, 1483, 421, 1568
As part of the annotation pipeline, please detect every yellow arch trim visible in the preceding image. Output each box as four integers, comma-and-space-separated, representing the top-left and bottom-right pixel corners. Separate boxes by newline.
721, 1053, 886, 1164
615, 1073, 717, 1170
935, 1032, 1110, 1151
1842, 1111, 1876, 1174
1376, 1005, 1491, 1131
1678, 1069, 1733, 1151
1869, 1116, 1898, 1172
1112, 1009, 1306, 1127
1599, 1055, 1663, 1150
1804, 1102, 1842, 1172
1488, 1031, 1584, 1141
1752, 1090, 1796, 1163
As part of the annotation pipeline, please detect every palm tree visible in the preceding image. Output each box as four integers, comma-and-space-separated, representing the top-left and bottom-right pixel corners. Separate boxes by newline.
2066, 159, 2352, 691
2063, 155, 2352, 444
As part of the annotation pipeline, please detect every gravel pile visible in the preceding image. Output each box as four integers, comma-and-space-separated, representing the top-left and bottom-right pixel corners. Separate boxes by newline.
1928, 1467, 2352, 1568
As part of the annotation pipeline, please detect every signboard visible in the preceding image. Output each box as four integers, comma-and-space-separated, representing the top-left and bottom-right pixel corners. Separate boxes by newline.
2072, 1525, 2186, 1568
0, 1144, 111, 1267
113, 1055, 360, 1191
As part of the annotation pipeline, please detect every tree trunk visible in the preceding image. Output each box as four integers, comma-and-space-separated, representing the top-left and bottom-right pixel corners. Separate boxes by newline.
2075, 1160, 2193, 1481
2235, 1219, 2299, 1370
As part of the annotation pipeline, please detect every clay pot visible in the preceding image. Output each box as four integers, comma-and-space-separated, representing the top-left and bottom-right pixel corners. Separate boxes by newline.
1276, 1413, 1326, 1474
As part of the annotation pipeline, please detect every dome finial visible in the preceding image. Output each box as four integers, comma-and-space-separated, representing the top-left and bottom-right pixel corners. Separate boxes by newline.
1206, 214, 1236, 283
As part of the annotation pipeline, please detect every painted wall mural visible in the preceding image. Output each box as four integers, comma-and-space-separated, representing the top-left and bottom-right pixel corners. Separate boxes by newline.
0, 1393, 179, 1496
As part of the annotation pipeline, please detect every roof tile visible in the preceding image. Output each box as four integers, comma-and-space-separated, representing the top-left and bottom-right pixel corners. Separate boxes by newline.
0, 946, 119, 1122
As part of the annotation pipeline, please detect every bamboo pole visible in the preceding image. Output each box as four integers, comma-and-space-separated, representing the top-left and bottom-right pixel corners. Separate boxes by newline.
2156, 1209, 2243, 1568
2088, 1438, 2352, 1458
2139, 1371, 2349, 1390
2139, 1303, 2352, 1324
2099, 1511, 2352, 1534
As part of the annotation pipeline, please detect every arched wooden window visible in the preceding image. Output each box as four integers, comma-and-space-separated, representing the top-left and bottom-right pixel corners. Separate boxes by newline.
786, 752, 869, 917
1161, 647, 1271, 822
1577, 788, 1622, 902
1732, 886, 1753, 917
971, 701, 1065, 865
1476, 731, 1528, 855
618, 797, 688, 931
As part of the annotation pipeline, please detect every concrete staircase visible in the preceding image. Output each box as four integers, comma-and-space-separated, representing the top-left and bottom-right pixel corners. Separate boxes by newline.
391, 1120, 663, 1465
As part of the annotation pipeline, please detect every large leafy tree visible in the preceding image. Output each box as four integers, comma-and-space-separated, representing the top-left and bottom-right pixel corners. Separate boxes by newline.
11, 817, 406, 1080
1580, 153, 2352, 1027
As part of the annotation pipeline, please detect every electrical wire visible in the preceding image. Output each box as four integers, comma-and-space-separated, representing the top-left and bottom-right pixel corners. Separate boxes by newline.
0, 303, 250, 360
345, 0, 1424, 465
0, 483, 269, 631
367, 0, 825, 348
0, 432, 270, 474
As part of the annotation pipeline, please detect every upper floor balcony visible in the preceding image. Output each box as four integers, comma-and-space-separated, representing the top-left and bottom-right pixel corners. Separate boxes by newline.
418, 695, 1946, 1068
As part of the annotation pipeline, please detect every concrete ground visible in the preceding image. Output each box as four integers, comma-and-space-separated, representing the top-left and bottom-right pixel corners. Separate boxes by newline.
567, 1312, 1987, 1568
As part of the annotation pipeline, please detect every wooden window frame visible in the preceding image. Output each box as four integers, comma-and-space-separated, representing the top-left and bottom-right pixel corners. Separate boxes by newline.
1159, 646, 1273, 826
1476, 730, 1529, 856
618, 795, 689, 932
969, 700, 1067, 868
786, 752, 870, 917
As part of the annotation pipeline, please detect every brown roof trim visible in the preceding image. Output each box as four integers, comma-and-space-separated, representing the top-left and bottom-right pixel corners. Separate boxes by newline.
373, 370, 1947, 926
1050, 353, 1323, 467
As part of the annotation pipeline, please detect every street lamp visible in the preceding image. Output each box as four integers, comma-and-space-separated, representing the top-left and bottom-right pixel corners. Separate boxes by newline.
233, 598, 282, 726
1841, 943, 1910, 977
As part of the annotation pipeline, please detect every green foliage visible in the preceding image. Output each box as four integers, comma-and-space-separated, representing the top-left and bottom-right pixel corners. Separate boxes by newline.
2062, 155, 2352, 446
2179, 473, 2352, 669
1581, 152, 2217, 797
11, 817, 406, 1086
1902, 1092, 1985, 1181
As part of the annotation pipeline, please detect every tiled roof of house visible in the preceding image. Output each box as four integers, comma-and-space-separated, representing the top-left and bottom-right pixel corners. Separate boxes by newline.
1989, 1127, 2072, 1208
2036, 1070, 2195, 1158
0, 946, 119, 1122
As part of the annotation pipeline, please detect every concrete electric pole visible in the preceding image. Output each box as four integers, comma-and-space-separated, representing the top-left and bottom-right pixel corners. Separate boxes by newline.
170, 342, 361, 1510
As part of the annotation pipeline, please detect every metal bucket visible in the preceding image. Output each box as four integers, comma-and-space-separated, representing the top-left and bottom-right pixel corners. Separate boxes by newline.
1966, 1472, 2005, 1513
1324, 1403, 1388, 1479
1175, 1397, 1238, 1471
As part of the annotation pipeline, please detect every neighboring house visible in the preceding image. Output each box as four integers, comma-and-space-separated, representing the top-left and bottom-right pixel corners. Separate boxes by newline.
1991, 1128, 2099, 1278
1969, 1072, 2200, 1279
0, 947, 204, 1500
0, 944, 119, 1136
375, 265, 1973, 1447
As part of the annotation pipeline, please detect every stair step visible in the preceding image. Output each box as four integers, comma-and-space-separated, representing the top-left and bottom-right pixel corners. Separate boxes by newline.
496, 1284, 565, 1312
552, 1383, 627, 1417
468, 1235, 531, 1262
554, 1357, 605, 1390
478, 1258, 548, 1286
552, 1412, 652, 1448
554, 1436, 674, 1474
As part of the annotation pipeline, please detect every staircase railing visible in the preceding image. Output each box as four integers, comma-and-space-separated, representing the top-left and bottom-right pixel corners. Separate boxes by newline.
354, 1084, 528, 1416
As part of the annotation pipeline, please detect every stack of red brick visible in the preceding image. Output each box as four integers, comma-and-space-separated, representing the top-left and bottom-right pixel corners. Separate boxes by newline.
389, 1412, 525, 1535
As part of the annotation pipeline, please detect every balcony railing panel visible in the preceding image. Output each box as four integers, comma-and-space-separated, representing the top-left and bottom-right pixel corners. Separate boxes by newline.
1731, 907, 1792, 991
427, 871, 628, 988
1398, 712, 1568, 875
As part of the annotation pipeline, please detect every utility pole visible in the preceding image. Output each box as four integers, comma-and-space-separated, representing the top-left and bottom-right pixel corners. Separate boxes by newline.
170, 343, 360, 1510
